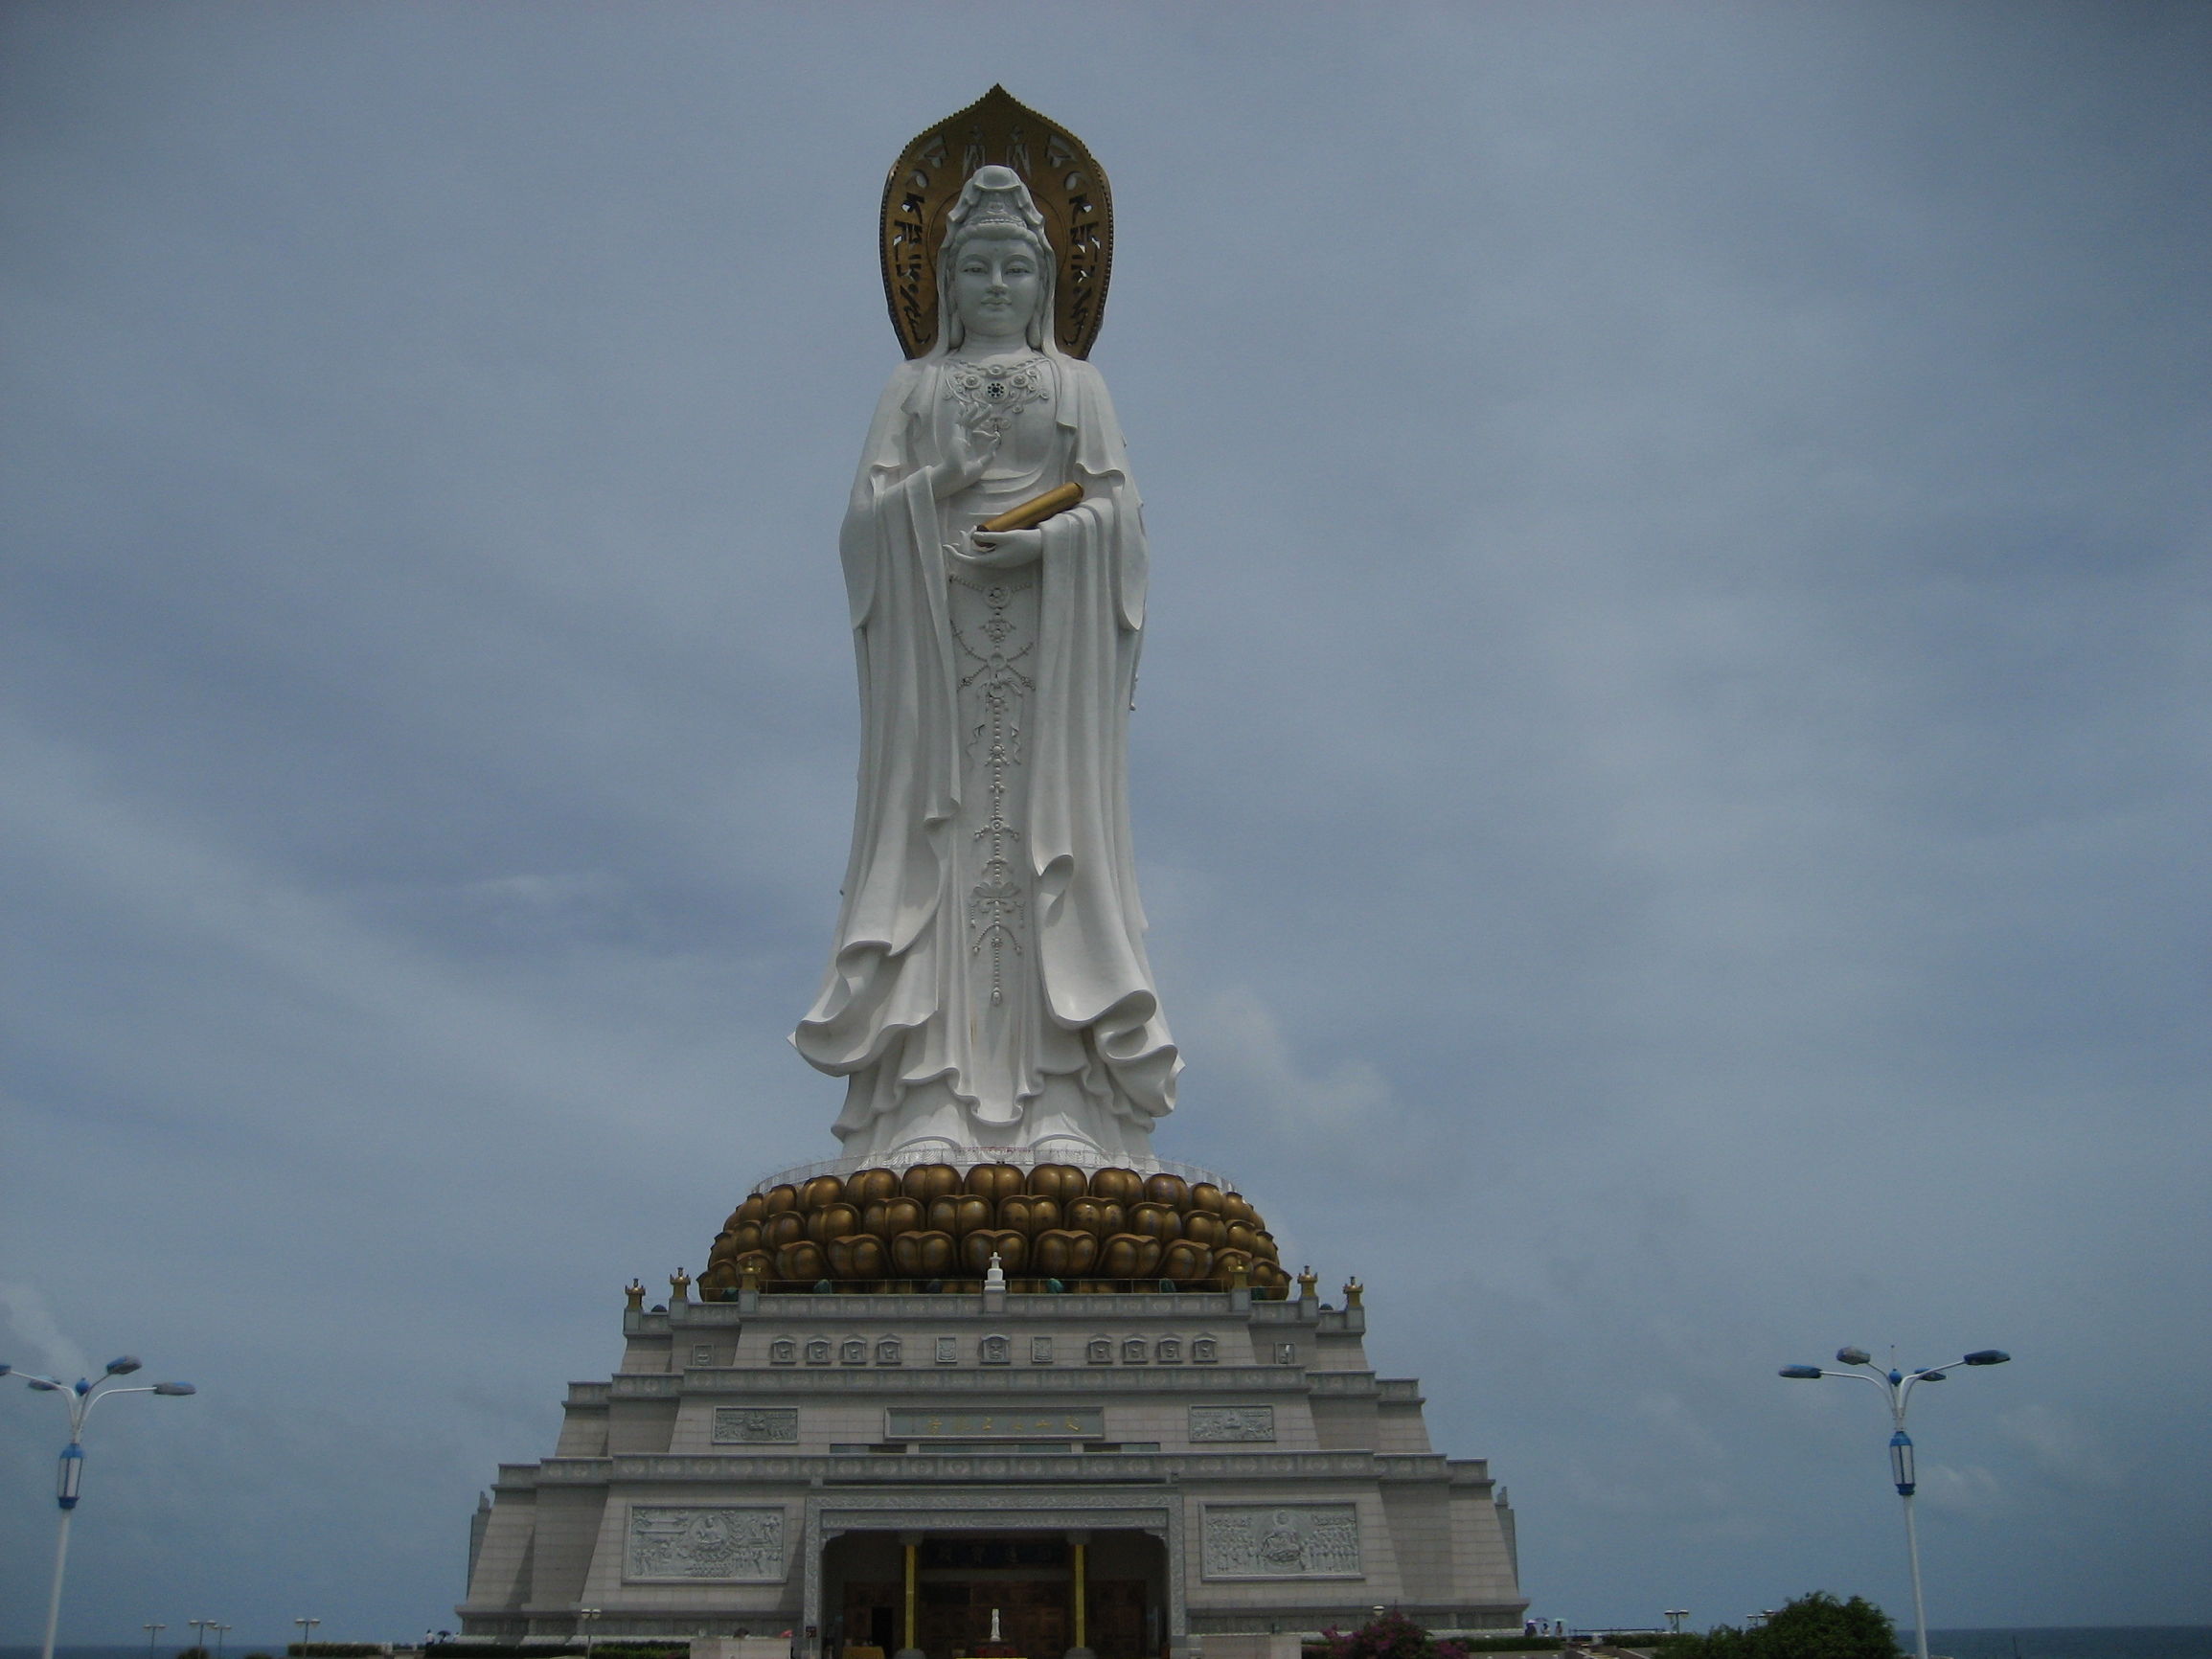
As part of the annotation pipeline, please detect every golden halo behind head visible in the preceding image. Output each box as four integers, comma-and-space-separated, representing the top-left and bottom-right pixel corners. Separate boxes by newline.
880, 85, 1113, 359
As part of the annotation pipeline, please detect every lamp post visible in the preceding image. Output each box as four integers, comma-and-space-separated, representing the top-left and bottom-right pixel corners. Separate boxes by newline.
1663, 1612, 1688, 1636
1779, 1345, 2011, 1659
146, 1624, 167, 1659
0, 1356, 196, 1659
295, 1618, 323, 1651
191, 1621, 215, 1653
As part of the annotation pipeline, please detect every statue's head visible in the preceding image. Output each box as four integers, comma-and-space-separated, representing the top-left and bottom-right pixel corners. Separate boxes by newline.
939, 165, 1056, 352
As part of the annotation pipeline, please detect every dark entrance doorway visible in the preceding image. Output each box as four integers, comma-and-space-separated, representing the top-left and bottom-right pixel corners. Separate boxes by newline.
825, 1531, 1164, 1659
921, 1577, 1066, 1659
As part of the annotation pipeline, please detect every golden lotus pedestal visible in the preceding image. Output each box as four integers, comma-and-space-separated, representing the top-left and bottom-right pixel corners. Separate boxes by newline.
697, 1163, 1295, 1301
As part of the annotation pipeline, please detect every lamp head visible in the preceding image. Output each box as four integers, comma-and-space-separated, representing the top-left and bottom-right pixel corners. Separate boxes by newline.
1918, 1369, 1948, 1380
152, 1381, 196, 1396
105, 1355, 143, 1375
1778, 1365, 1825, 1379
1836, 1346, 1872, 1366
1888, 1427, 1916, 1495
1964, 1350, 2011, 1366
28, 1376, 61, 1392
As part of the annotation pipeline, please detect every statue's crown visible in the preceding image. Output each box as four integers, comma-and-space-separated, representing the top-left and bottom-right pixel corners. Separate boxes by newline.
948, 165, 1046, 240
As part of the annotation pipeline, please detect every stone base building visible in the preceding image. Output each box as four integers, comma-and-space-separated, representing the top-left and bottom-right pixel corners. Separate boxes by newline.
460, 1266, 1524, 1648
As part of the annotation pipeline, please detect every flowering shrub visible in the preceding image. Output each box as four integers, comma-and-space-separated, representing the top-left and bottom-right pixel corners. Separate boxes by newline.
1320, 1609, 1471, 1659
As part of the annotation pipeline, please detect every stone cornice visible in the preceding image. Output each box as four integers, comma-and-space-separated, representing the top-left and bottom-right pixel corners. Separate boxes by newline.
604, 1365, 1372, 1398
522, 1447, 1472, 1487
495, 1444, 1489, 1493
1305, 1370, 1380, 1396
635, 1290, 1299, 1331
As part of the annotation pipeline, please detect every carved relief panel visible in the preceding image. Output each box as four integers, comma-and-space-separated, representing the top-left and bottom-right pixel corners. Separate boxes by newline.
1201, 1505, 1361, 1579
626, 1505, 786, 1582
1189, 1405, 1275, 1443
713, 1407, 799, 1444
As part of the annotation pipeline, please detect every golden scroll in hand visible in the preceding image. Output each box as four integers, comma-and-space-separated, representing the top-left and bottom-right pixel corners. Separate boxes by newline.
978, 483, 1083, 534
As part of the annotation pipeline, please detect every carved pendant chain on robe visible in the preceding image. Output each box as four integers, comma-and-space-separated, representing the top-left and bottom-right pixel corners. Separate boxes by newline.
952, 571, 1036, 1005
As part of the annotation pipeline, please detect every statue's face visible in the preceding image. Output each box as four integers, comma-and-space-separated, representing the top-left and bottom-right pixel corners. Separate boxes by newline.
951, 233, 1041, 343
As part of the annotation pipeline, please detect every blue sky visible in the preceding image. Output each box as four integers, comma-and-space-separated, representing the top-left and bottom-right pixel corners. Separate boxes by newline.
2, 1, 2207, 1641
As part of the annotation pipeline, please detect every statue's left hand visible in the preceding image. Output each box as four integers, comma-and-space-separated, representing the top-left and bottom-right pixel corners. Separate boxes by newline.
962, 528, 1044, 568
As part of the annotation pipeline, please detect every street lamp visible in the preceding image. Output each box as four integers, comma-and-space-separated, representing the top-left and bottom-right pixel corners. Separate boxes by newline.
295, 1618, 323, 1651
146, 1624, 167, 1659
0, 1356, 196, 1659
191, 1621, 215, 1653
1663, 1612, 1688, 1636
579, 1608, 603, 1659
1779, 1345, 2011, 1659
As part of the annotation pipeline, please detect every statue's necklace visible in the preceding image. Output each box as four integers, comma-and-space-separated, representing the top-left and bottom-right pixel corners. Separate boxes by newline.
946, 353, 1049, 428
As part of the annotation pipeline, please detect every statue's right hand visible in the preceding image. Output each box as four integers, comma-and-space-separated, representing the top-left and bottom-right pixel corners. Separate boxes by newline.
932, 419, 1000, 499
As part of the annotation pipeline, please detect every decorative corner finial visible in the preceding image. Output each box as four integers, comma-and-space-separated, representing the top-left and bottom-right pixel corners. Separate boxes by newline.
624, 1278, 646, 1311
1343, 1277, 1363, 1309
1228, 1257, 1250, 1291
670, 1267, 692, 1305
1297, 1265, 1319, 1302
740, 1258, 761, 1292
985, 1251, 1008, 1291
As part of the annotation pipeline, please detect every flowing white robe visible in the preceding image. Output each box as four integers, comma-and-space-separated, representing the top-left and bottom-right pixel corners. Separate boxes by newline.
794, 350, 1179, 1160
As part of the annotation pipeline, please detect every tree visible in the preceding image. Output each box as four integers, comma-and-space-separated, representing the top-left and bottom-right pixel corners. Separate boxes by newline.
1657, 1593, 1901, 1659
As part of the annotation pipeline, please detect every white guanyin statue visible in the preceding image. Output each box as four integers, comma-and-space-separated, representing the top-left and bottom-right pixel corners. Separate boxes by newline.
793, 162, 1179, 1165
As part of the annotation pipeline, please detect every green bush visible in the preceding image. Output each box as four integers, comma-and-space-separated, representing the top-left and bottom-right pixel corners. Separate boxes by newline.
290, 1648, 385, 1658
1663, 1593, 1901, 1659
